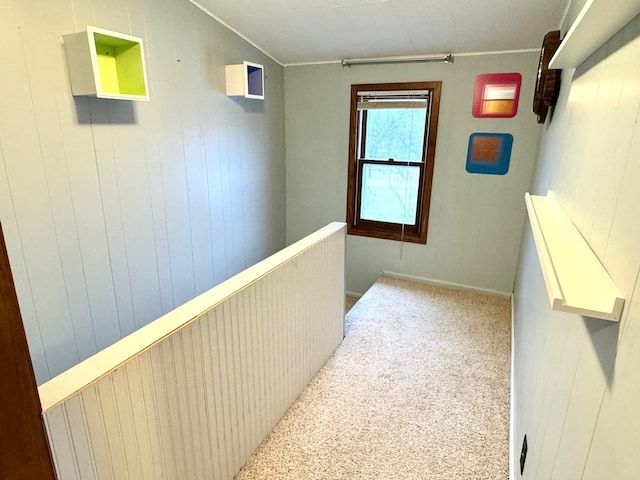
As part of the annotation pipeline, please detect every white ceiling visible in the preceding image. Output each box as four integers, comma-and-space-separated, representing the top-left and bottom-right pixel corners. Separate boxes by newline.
191, 0, 569, 65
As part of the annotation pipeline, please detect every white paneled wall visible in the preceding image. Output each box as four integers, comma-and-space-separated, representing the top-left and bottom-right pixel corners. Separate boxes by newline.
513, 13, 640, 480
40, 223, 346, 480
0, 0, 285, 384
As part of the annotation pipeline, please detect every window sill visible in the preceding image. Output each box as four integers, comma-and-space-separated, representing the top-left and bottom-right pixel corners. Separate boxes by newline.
347, 225, 427, 244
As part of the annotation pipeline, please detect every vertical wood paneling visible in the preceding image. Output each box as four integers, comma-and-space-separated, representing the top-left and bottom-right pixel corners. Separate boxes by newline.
2, 0, 285, 384
107, 99, 163, 330
582, 283, 640, 480
97, 377, 129, 478
150, 0, 196, 312
1, 0, 79, 378
44, 408, 80, 480
180, 326, 205, 479
112, 367, 144, 479
228, 296, 244, 471
197, 314, 219, 479
59, 97, 122, 355
80, 385, 114, 479
162, 339, 189, 478
127, 0, 175, 321
215, 116, 234, 280
89, 100, 137, 338
255, 282, 268, 438
514, 17, 640, 480
89, 0, 142, 335
205, 309, 221, 478
43, 224, 345, 479
69, 0, 96, 28
148, 346, 178, 480
0, 141, 49, 381
223, 107, 247, 277
213, 306, 229, 476
124, 358, 155, 480
235, 291, 251, 456
177, 11, 215, 298
203, 111, 229, 285
92, 0, 128, 32
249, 285, 263, 447
17, 0, 100, 362
63, 396, 97, 480
194, 320, 216, 479
220, 302, 239, 477
136, 352, 167, 480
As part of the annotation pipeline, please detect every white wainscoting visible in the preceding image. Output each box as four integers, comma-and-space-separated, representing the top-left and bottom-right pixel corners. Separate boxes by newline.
39, 222, 346, 480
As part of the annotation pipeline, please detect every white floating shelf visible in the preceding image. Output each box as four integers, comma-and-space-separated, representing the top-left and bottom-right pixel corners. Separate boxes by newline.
63, 26, 149, 101
549, 0, 640, 69
225, 61, 264, 99
524, 191, 624, 322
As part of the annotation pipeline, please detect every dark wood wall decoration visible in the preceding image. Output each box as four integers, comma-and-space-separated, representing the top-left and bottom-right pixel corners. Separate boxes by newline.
0, 223, 57, 480
533, 30, 562, 124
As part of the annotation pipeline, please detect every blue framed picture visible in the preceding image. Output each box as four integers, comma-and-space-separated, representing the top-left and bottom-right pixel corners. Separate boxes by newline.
466, 133, 513, 175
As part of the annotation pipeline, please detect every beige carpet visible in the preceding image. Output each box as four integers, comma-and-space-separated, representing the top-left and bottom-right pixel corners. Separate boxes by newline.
345, 294, 359, 314
235, 276, 511, 479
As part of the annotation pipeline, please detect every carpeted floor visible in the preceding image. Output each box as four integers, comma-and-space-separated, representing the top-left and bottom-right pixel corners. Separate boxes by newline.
235, 275, 512, 479
346, 294, 359, 314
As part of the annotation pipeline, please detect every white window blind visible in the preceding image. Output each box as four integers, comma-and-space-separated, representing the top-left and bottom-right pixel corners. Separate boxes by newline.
357, 90, 430, 110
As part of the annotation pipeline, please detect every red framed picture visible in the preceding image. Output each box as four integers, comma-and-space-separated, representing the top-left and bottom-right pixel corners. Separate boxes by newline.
472, 73, 522, 118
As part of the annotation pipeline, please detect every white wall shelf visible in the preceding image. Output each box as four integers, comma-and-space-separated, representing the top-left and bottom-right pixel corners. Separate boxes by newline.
225, 61, 264, 99
549, 0, 640, 69
63, 26, 149, 101
524, 191, 624, 322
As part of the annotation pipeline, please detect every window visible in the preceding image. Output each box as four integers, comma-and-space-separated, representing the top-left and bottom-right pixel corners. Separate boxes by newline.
346, 82, 441, 244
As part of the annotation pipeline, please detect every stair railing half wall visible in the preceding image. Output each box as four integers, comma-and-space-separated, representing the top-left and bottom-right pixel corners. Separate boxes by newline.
39, 222, 346, 480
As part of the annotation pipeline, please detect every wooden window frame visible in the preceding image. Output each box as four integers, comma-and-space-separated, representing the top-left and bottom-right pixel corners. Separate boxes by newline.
346, 81, 441, 244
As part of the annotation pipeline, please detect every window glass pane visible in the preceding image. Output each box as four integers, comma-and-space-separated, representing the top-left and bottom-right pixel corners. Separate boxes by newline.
360, 164, 420, 224
364, 109, 426, 161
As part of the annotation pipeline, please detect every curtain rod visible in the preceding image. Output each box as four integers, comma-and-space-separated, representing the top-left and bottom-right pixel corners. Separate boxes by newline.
341, 54, 453, 68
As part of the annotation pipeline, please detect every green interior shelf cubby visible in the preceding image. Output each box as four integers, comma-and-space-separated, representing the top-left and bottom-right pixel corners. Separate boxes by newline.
63, 26, 149, 101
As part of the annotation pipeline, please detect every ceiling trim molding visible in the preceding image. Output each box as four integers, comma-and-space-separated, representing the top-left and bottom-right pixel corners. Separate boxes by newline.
452, 48, 539, 57
188, 0, 284, 66
284, 59, 343, 67
283, 48, 539, 67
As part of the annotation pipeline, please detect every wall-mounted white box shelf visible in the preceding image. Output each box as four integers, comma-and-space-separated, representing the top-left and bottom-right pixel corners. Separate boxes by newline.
63, 26, 149, 101
549, 0, 640, 69
225, 61, 264, 99
524, 191, 624, 322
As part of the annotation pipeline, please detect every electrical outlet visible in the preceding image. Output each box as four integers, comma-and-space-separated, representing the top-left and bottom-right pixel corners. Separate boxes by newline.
520, 434, 528, 475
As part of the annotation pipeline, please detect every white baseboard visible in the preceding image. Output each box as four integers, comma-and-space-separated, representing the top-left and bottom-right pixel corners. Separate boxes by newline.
345, 291, 363, 298
381, 271, 513, 298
